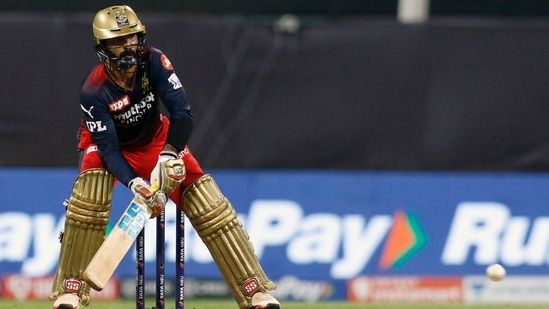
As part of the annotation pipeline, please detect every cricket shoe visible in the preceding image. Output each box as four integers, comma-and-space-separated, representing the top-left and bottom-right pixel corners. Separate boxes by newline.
53, 293, 79, 309
250, 291, 280, 309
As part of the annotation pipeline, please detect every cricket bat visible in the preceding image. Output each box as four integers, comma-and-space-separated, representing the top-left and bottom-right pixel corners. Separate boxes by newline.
83, 184, 157, 291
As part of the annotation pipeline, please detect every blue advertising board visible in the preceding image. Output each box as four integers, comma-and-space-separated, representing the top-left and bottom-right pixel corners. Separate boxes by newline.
2, 168, 549, 300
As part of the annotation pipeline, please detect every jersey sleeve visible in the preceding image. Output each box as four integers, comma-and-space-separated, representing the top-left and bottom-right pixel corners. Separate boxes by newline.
148, 48, 193, 152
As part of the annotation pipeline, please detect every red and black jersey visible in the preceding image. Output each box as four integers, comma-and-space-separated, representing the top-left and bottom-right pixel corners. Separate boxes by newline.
78, 46, 193, 186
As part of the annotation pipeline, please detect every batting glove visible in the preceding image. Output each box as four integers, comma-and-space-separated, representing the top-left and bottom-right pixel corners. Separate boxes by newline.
129, 177, 167, 217
150, 151, 186, 195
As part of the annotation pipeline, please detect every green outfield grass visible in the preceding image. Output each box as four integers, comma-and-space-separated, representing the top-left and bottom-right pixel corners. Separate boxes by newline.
0, 299, 547, 309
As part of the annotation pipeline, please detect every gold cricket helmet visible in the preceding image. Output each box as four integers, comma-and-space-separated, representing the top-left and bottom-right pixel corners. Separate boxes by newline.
92, 5, 146, 46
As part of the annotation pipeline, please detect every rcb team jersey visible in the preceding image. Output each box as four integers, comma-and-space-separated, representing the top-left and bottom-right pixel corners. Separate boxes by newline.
77, 46, 193, 186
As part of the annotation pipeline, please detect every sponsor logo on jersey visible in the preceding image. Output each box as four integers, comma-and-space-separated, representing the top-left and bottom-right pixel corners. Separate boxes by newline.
142, 72, 150, 93
86, 145, 98, 154
86, 120, 107, 132
178, 147, 190, 158
112, 92, 155, 126
168, 73, 182, 90
160, 54, 174, 70
109, 95, 130, 112
80, 104, 94, 119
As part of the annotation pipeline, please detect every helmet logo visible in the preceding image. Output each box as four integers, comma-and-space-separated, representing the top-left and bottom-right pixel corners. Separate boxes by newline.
114, 10, 129, 27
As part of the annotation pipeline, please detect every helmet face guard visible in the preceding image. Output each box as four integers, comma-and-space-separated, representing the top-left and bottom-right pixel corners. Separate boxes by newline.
96, 35, 147, 70
92, 5, 147, 70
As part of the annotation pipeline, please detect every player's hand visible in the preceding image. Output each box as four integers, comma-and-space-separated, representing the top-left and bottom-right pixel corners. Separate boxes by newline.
129, 177, 167, 217
148, 190, 167, 218
150, 151, 186, 195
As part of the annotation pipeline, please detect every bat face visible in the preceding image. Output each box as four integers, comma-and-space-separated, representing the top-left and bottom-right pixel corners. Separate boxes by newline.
119, 201, 150, 239
83, 197, 152, 290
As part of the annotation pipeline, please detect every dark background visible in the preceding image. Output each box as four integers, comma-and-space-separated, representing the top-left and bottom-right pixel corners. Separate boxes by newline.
2, 1, 549, 170
4, 0, 549, 16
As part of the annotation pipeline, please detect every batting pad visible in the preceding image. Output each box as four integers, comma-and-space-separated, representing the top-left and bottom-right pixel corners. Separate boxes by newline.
49, 169, 114, 306
182, 174, 276, 309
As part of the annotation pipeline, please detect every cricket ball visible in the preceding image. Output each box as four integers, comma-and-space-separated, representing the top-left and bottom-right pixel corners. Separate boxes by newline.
486, 263, 506, 281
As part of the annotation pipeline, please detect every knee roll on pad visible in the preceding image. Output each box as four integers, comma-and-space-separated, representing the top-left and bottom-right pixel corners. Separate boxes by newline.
181, 174, 276, 309
49, 169, 115, 306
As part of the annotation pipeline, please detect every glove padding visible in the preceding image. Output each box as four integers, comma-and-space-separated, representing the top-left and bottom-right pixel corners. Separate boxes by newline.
129, 177, 168, 218
150, 151, 186, 195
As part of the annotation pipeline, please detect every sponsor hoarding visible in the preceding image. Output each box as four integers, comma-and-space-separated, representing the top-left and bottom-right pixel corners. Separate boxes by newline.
0, 274, 118, 300
347, 275, 549, 304
3, 169, 549, 301
463, 276, 549, 304
348, 276, 462, 303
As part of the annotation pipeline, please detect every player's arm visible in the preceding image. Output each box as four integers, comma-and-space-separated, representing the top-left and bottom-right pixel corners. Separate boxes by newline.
149, 48, 193, 152
148, 48, 191, 193
79, 96, 138, 186
80, 95, 165, 215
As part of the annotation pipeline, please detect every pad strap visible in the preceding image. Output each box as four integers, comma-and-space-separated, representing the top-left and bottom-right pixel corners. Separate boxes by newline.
182, 174, 276, 309
49, 169, 114, 306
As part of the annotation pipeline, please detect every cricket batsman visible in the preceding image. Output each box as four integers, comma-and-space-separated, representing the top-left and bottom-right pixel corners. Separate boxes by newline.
49, 5, 280, 309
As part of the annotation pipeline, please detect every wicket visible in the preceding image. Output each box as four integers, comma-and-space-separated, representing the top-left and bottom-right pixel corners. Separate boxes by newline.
136, 207, 185, 309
